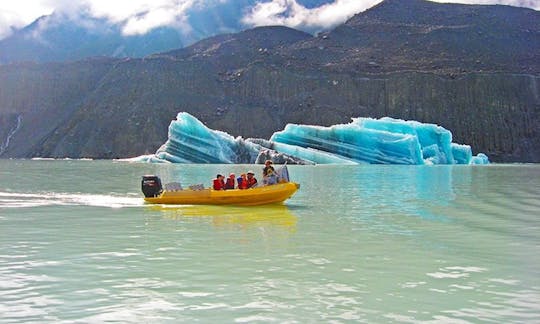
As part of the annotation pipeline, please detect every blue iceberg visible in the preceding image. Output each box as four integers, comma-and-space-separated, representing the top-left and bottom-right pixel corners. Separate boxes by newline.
153, 112, 259, 163
134, 112, 488, 165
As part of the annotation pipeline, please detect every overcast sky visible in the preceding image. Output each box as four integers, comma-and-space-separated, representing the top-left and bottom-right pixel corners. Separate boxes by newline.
0, 0, 538, 39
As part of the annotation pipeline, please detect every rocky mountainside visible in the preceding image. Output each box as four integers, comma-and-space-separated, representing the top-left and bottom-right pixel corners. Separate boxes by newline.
284, 0, 539, 74
0, 0, 539, 162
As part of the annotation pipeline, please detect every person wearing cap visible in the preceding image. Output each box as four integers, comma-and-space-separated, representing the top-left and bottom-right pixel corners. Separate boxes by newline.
263, 160, 275, 177
213, 174, 225, 190
246, 170, 258, 188
263, 160, 277, 185
225, 173, 235, 189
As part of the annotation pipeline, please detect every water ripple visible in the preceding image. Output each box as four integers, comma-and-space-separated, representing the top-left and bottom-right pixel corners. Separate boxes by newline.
1, 162, 539, 323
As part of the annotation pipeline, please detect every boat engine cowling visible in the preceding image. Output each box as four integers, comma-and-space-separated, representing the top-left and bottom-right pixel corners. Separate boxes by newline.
141, 175, 163, 197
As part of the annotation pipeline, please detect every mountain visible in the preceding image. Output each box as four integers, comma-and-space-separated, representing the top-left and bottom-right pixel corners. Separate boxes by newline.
0, 13, 186, 63
284, 0, 539, 74
0, 0, 538, 162
0, 0, 332, 64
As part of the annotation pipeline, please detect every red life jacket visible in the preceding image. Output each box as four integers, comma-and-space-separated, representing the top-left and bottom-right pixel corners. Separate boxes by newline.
238, 177, 248, 189
213, 178, 225, 190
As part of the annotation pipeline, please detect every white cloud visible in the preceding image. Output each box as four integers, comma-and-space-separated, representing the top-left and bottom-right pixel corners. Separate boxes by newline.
97, 0, 198, 35
0, 0, 538, 40
72, 0, 201, 35
242, 0, 382, 31
0, 0, 205, 38
0, 1, 54, 39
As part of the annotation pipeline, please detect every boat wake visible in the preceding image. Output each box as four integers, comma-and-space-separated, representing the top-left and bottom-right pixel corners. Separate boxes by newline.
0, 191, 144, 208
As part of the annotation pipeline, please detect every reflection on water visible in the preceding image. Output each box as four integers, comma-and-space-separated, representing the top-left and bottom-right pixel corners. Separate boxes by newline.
149, 204, 297, 230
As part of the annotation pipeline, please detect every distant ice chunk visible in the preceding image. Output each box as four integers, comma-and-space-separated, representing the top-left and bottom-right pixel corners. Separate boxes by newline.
451, 143, 473, 164
117, 154, 169, 163
471, 153, 490, 165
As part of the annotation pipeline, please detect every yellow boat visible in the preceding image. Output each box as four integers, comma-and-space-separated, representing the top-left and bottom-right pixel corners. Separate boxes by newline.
142, 175, 300, 206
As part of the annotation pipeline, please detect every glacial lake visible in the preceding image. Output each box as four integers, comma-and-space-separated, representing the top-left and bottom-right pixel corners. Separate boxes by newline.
1, 159, 539, 323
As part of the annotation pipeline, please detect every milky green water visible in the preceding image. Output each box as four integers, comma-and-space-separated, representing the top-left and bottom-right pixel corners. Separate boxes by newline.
1, 160, 539, 323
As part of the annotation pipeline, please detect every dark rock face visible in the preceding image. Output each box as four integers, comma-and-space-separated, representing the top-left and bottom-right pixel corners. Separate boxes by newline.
286, 0, 539, 75
0, 0, 539, 162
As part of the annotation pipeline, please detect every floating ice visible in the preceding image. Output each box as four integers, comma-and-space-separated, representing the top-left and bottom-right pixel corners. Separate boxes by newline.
135, 112, 488, 165
152, 112, 259, 163
270, 120, 426, 164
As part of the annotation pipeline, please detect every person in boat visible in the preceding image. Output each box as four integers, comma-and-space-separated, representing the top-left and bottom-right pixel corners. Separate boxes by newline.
246, 171, 258, 188
225, 173, 235, 189
237, 173, 248, 189
213, 174, 225, 190
263, 160, 275, 176
263, 160, 277, 185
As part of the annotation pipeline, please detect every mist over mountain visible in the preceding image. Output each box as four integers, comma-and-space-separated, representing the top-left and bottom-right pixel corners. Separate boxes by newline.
0, 0, 334, 64
0, 0, 538, 162
0, 13, 183, 63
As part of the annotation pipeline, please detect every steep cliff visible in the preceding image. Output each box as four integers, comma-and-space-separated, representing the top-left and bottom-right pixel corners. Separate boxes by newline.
0, 0, 538, 162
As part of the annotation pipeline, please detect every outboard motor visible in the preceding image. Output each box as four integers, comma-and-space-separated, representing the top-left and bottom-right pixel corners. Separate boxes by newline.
141, 175, 163, 197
